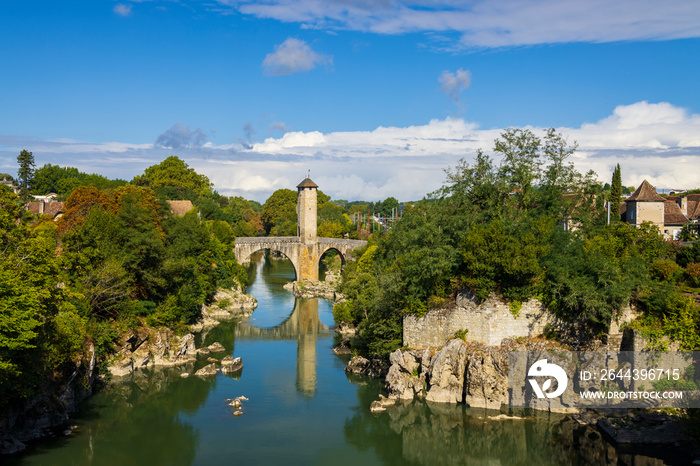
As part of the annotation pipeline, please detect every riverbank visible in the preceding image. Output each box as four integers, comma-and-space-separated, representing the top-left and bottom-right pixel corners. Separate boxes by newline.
341, 336, 700, 461
0, 285, 257, 455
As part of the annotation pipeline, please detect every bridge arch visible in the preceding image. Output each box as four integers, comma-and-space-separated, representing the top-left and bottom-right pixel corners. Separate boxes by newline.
319, 245, 346, 267
234, 237, 367, 282
243, 248, 298, 281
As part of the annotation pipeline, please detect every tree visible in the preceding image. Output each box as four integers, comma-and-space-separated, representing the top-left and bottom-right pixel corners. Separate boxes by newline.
16, 149, 35, 201
610, 164, 622, 221
261, 189, 297, 235
495, 128, 542, 211
132, 156, 211, 197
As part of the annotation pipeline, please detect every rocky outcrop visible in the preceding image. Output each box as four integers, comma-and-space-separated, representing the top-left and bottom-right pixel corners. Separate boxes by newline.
369, 395, 397, 413
106, 329, 197, 377
345, 355, 389, 378
425, 339, 468, 403
202, 288, 258, 319
0, 346, 98, 455
335, 322, 358, 336
284, 271, 345, 301
385, 337, 571, 412
462, 343, 509, 409
332, 338, 352, 355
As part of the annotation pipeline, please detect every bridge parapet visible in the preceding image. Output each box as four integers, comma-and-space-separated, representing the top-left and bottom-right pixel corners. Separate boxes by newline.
235, 236, 300, 244
317, 237, 367, 249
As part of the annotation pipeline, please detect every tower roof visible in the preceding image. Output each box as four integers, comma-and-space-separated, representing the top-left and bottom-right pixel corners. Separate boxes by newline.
296, 177, 318, 189
626, 180, 665, 202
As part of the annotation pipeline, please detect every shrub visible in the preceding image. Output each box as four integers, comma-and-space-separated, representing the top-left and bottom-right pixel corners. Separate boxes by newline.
650, 258, 683, 283
685, 262, 700, 287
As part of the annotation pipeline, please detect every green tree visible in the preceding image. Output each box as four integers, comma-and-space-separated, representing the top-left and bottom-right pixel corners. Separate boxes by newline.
610, 164, 622, 221
133, 156, 212, 197
261, 189, 297, 235
16, 149, 35, 201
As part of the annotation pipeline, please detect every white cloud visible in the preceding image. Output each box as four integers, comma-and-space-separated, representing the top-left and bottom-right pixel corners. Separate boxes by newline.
262, 38, 332, 76
2, 102, 699, 201
113, 3, 132, 17
217, 0, 700, 48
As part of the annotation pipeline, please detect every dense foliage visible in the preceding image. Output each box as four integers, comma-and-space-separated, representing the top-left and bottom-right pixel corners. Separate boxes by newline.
334, 129, 699, 356
0, 159, 249, 410
33, 163, 128, 198
133, 156, 263, 237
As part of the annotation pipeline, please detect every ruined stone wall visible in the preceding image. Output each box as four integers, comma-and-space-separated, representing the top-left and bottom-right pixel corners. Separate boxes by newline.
403, 290, 556, 348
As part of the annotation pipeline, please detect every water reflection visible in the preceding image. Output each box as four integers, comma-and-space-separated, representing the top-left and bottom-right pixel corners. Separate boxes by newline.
239, 251, 333, 396
8, 367, 208, 466
10, 249, 691, 465
237, 298, 331, 396
343, 374, 684, 466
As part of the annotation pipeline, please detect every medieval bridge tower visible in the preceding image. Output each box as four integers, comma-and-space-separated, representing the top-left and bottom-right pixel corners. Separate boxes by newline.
234, 177, 366, 281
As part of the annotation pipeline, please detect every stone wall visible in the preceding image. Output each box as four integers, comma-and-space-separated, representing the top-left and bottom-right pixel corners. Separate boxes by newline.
403, 290, 556, 348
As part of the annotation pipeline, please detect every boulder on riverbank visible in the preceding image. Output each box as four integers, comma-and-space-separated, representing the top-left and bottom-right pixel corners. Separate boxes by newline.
191, 286, 258, 332
345, 355, 390, 378
106, 329, 197, 377
284, 271, 345, 301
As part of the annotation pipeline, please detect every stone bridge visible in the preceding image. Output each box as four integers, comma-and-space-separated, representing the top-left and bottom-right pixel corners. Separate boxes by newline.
234, 236, 366, 281
234, 177, 367, 281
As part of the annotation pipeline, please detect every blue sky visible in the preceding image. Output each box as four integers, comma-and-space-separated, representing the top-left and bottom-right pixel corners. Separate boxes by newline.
1, 0, 699, 201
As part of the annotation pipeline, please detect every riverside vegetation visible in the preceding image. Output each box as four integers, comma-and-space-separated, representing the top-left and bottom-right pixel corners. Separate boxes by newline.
2, 129, 700, 451
332, 129, 700, 436
0, 153, 405, 452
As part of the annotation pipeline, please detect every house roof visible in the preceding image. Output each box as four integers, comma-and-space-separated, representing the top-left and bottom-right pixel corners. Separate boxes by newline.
167, 200, 195, 217
664, 200, 688, 225
25, 201, 42, 214
25, 200, 64, 218
296, 177, 318, 189
688, 199, 700, 221
44, 201, 64, 217
626, 180, 665, 202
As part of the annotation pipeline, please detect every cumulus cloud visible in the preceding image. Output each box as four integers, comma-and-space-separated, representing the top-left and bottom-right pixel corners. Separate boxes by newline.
216, 0, 700, 49
2, 102, 699, 201
113, 3, 132, 16
155, 123, 207, 149
262, 38, 332, 76
439, 68, 471, 106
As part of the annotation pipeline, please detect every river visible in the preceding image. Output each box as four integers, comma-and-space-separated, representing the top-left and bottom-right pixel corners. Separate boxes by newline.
8, 252, 685, 465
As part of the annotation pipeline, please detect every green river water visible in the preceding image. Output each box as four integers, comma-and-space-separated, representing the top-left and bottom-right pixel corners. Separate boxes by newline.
8, 252, 686, 465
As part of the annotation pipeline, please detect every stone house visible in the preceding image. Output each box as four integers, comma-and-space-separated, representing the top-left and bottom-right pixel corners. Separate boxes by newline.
1, 176, 20, 195
25, 195, 64, 220
622, 179, 700, 239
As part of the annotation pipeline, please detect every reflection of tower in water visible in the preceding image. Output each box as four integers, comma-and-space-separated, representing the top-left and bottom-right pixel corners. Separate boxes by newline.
296, 299, 319, 396
235, 297, 329, 396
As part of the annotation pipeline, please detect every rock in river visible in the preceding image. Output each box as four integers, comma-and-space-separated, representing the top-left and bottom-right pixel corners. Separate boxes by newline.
194, 363, 218, 377
221, 356, 243, 373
